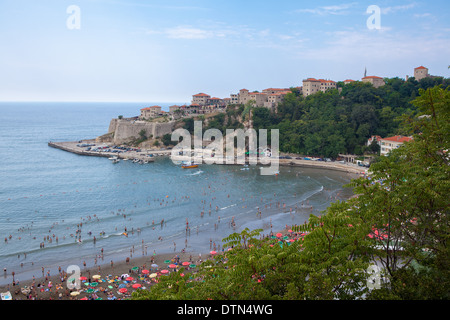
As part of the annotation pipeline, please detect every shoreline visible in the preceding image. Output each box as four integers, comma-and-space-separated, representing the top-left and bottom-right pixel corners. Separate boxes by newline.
48, 140, 368, 176
0, 227, 296, 300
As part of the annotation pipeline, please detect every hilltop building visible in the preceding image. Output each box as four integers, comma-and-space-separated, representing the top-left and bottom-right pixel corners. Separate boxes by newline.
414, 66, 429, 80
362, 76, 385, 88
192, 93, 211, 106
302, 78, 337, 97
140, 106, 162, 119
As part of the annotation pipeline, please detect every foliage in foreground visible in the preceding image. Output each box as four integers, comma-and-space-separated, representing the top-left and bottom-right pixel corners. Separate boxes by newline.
133, 86, 449, 300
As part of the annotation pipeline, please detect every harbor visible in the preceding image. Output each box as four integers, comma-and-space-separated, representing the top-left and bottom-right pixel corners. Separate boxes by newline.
48, 140, 367, 175
47, 140, 174, 163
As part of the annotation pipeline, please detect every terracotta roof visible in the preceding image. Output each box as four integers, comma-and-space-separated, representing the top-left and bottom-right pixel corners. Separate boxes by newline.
362, 76, 383, 79
344, 79, 355, 82
415, 66, 427, 70
141, 106, 161, 110
304, 78, 320, 82
193, 93, 210, 97
263, 88, 290, 91
381, 136, 413, 143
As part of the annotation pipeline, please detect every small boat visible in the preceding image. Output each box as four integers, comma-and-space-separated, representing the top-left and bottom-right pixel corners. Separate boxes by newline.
181, 161, 198, 169
109, 156, 120, 164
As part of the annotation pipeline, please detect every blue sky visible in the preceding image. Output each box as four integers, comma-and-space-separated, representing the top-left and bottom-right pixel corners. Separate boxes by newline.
0, 0, 449, 103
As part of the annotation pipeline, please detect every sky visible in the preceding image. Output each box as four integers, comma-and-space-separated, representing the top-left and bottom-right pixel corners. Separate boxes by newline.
0, 0, 449, 103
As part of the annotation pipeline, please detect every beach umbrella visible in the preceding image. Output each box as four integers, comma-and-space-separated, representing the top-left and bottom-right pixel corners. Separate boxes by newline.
149, 273, 158, 278
132, 283, 142, 289
89, 282, 98, 287
160, 270, 169, 274
86, 288, 95, 293
119, 288, 127, 293
125, 276, 134, 281
131, 267, 139, 271
189, 264, 196, 268
168, 264, 177, 269
79, 276, 87, 281
182, 262, 190, 266
121, 273, 129, 278
210, 250, 217, 255
141, 269, 149, 274
70, 291, 80, 296
80, 297, 88, 300
92, 275, 101, 280
118, 284, 127, 289
164, 260, 171, 264
151, 264, 158, 268
276, 233, 282, 237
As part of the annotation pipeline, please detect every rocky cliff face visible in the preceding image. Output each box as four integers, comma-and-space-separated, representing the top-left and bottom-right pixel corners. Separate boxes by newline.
105, 119, 175, 144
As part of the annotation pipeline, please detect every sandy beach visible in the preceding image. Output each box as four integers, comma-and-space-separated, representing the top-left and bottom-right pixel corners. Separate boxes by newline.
0, 227, 298, 300
0, 248, 201, 300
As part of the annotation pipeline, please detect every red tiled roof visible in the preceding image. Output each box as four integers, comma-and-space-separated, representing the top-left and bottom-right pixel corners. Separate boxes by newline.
415, 66, 427, 70
304, 78, 320, 82
141, 106, 161, 110
382, 136, 413, 143
344, 79, 355, 82
362, 76, 383, 79
193, 93, 210, 97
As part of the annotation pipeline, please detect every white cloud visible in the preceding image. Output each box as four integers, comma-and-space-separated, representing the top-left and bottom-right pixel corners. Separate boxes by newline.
295, 2, 358, 15
165, 27, 213, 40
381, 3, 417, 14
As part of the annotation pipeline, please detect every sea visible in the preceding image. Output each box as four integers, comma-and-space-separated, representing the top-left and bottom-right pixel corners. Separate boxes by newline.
0, 102, 353, 285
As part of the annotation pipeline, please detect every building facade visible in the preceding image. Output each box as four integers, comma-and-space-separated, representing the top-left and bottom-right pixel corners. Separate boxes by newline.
192, 93, 211, 106
414, 66, 429, 80
379, 135, 413, 156
362, 76, 385, 88
140, 106, 162, 119
302, 78, 337, 96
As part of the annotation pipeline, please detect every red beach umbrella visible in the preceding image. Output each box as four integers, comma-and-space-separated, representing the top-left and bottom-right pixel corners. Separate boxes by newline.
119, 288, 127, 293
210, 250, 217, 255
79, 276, 87, 281
141, 269, 149, 274
276, 233, 282, 237
168, 264, 177, 269
182, 261, 190, 266
132, 283, 142, 289
125, 276, 134, 281
160, 269, 169, 274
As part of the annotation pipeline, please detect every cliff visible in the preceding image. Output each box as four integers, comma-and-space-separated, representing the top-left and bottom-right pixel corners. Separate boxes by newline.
102, 118, 176, 144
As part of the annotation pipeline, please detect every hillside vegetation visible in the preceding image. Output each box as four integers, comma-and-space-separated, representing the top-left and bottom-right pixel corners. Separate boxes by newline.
184, 76, 449, 159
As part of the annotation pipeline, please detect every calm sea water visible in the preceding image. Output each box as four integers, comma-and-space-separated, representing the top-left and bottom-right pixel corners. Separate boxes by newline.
0, 102, 353, 285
